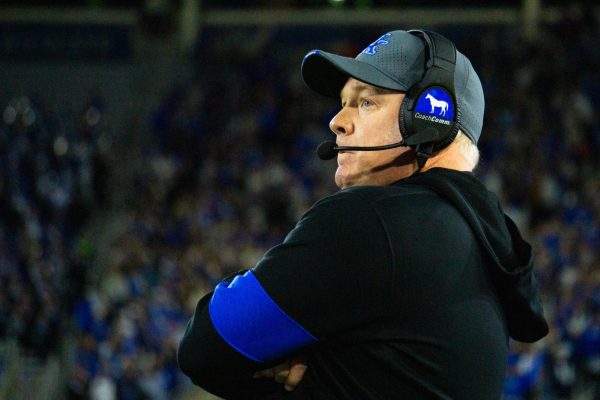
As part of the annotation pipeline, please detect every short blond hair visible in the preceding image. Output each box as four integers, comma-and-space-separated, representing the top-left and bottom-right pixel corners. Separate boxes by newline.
455, 130, 480, 171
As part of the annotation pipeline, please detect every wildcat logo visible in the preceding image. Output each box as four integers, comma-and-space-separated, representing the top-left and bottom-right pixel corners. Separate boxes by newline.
362, 33, 391, 55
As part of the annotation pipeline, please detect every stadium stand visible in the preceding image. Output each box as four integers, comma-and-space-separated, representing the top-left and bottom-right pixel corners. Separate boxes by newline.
1, 4, 599, 399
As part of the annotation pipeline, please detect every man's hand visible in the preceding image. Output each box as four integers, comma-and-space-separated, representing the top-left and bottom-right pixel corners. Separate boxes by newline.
253, 357, 308, 391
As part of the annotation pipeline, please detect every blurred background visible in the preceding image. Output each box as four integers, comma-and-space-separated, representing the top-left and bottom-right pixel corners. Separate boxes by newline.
0, 0, 599, 399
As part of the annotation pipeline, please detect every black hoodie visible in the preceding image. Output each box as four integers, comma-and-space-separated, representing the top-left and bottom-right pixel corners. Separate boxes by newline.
178, 168, 548, 400
405, 168, 548, 343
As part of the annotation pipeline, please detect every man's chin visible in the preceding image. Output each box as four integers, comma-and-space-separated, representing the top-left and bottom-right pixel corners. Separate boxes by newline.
335, 169, 365, 189
334, 170, 350, 189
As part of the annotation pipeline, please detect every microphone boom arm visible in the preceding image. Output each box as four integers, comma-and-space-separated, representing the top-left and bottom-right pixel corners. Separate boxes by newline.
334, 141, 407, 152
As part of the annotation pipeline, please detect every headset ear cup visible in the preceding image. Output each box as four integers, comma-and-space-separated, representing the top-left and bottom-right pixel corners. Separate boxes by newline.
405, 84, 460, 151
431, 104, 461, 151
399, 82, 423, 143
399, 96, 411, 142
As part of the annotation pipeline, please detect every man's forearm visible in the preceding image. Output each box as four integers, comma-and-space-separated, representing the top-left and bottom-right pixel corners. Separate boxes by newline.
177, 293, 283, 399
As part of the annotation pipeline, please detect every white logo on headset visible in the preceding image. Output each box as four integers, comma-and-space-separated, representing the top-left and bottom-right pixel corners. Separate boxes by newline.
425, 93, 449, 116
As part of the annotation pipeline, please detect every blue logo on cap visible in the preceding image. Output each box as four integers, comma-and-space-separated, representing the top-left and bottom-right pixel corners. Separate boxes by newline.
362, 33, 391, 56
415, 88, 455, 121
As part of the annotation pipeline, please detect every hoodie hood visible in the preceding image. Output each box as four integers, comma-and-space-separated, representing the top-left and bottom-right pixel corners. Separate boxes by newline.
404, 168, 549, 342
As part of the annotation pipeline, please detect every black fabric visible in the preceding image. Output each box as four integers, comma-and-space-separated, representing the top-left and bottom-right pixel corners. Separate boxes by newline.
177, 293, 289, 399
404, 168, 549, 342
178, 168, 548, 399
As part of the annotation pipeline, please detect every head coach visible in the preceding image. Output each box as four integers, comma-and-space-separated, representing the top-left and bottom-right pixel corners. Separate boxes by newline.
177, 29, 549, 399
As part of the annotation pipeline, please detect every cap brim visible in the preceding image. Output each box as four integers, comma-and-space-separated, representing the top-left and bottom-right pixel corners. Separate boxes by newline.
301, 50, 409, 99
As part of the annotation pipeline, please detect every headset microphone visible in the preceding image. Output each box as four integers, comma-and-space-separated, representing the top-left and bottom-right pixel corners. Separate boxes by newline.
316, 141, 338, 160
316, 129, 440, 161
316, 140, 407, 161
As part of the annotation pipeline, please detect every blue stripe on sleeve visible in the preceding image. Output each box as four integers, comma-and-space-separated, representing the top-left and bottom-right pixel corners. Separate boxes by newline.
208, 270, 318, 363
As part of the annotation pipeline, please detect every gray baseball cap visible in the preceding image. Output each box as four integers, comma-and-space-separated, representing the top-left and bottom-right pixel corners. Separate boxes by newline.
301, 30, 485, 144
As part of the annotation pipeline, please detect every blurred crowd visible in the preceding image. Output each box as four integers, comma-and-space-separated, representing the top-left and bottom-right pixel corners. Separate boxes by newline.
2, 5, 599, 400
475, 8, 600, 399
0, 95, 110, 358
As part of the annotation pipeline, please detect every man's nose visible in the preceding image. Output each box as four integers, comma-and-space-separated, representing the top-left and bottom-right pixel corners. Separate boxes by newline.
329, 108, 353, 136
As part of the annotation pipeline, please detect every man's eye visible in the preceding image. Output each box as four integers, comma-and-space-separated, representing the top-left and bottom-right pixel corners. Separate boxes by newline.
362, 99, 372, 108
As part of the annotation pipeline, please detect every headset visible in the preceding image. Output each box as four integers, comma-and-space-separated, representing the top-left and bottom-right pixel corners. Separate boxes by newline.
399, 29, 461, 169
317, 29, 461, 170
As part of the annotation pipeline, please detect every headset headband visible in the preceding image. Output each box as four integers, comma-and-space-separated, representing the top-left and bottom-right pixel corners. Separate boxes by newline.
400, 29, 460, 169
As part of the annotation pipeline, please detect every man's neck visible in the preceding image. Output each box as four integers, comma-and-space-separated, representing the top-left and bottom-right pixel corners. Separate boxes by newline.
421, 141, 473, 172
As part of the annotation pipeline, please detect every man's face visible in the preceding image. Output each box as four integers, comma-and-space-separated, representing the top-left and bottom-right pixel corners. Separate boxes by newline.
330, 78, 415, 189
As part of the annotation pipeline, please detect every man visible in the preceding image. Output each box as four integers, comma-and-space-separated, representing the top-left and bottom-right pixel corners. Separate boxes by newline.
178, 29, 548, 399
